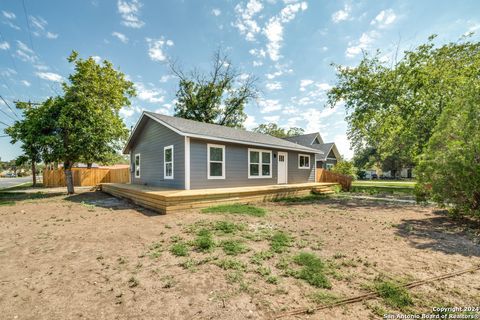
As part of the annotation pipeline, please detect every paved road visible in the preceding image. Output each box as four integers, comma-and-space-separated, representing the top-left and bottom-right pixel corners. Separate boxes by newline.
0, 176, 32, 189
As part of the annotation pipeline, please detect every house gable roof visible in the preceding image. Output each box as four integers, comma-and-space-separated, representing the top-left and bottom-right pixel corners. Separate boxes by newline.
283, 133, 341, 161
123, 112, 323, 154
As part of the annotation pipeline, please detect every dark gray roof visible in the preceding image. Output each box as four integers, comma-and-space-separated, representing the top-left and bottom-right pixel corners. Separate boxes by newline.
310, 142, 335, 160
283, 133, 320, 146
125, 112, 321, 153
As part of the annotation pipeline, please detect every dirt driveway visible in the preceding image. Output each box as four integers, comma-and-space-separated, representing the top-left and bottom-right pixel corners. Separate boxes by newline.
0, 190, 478, 319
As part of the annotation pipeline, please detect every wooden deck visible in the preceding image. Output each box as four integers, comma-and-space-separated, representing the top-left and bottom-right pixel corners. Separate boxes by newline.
101, 182, 339, 214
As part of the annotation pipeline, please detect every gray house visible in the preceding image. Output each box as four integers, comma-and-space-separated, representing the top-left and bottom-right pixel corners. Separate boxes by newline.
283, 133, 341, 170
123, 112, 322, 190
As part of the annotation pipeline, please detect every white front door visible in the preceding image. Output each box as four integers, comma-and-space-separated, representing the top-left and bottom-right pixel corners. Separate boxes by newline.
277, 152, 288, 184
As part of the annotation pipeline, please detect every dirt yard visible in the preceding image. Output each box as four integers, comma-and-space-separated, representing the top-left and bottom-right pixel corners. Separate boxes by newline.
0, 189, 479, 319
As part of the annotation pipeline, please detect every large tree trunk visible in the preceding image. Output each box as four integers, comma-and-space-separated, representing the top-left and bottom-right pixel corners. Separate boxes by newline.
64, 161, 75, 194
31, 162, 37, 187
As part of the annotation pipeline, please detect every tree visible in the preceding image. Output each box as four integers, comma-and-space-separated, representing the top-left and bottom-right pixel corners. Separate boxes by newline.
331, 161, 357, 179
253, 123, 304, 138
416, 83, 480, 217
41, 52, 135, 194
327, 35, 479, 170
171, 50, 258, 128
5, 101, 47, 186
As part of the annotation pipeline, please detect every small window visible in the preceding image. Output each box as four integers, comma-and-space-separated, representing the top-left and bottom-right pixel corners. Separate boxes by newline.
134, 154, 141, 178
298, 154, 310, 169
208, 144, 225, 179
164, 145, 174, 179
248, 149, 272, 178
326, 163, 334, 171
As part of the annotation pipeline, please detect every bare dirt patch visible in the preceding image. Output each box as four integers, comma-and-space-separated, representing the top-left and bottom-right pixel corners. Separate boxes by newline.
0, 190, 478, 319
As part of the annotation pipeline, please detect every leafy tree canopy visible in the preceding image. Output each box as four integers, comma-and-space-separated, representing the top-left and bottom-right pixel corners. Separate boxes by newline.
327, 35, 480, 169
253, 123, 304, 138
171, 50, 258, 128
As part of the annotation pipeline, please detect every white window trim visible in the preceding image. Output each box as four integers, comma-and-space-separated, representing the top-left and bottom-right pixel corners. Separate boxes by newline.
207, 143, 226, 180
134, 153, 141, 178
248, 148, 272, 179
298, 154, 311, 169
164, 145, 174, 180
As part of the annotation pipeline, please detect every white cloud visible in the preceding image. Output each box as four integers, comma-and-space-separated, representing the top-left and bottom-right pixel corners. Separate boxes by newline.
345, 30, 378, 58
21, 80, 31, 87
2, 10, 15, 19
146, 37, 173, 62
16, 41, 38, 63
120, 106, 135, 118
234, 0, 263, 41
1, 68, 17, 77
249, 48, 266, 58
0, 41, 9, 50
370, 9, 396, 28
112, 31, 128, 43
333, 133, 353, 159
29, 16, 58, 39
266, 70, 283, 79
266, 81, 282, 91
253, 60, 263, 67
299, 79, 314, 91
36, 72, 63, 82
264, 115, 280, 122
117, 0, 145, 28
135, 82, 165, 103
244, 114, 258, 130
159, 74, 175, 83
91, 55, 102, 63
331, 4, 351, 23
258, 98, 282, 113
263, 1, 308, 61
212, 8, 221, 16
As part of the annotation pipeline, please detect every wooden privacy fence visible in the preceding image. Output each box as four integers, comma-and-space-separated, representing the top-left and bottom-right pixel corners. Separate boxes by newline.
43, 167, 130, 187
316, 169, 353, 191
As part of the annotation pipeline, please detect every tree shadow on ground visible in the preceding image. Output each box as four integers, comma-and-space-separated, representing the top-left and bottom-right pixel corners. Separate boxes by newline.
0, 191, 64, 205
394, 210, 480, 257
65, 190, 159, 217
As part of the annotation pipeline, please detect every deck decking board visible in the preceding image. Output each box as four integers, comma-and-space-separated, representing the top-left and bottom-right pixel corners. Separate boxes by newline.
101, 182, 338, 214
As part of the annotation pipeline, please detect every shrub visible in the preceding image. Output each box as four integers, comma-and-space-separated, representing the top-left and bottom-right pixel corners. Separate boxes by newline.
331, 161, 357, 179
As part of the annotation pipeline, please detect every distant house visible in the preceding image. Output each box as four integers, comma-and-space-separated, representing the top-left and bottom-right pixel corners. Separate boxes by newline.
283, 133, 341, 170
123, 112, 322, 190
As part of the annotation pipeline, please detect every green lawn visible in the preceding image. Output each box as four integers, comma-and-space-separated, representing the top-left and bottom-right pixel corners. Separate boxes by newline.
352, 180, 415, 188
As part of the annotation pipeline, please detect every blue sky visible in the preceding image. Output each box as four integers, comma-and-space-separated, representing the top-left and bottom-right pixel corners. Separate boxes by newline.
1, 0, 479, 161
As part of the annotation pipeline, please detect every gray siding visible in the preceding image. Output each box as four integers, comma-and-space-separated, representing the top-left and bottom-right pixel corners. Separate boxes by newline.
190, 138, 315, 189
129, 117, 185, 189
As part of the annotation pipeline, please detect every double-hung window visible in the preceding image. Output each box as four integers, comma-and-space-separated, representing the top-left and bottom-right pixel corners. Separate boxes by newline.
248, 149, 272, 178
208, 144, 225, 179
164, 145, 174, 179
298, 154, 310, 169
134, 154, 141, 178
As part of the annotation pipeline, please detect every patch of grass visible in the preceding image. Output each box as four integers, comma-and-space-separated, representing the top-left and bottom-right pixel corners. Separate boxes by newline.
214, 258, 246, 271
309, 290, 340, 305
373, 277, 413, 310
148, 242, 163, 259
220, 239, 248, 256
250, 250, 275, 265
266, 275, 279, 284
170, 242, 189, 257
270, 231, 292, 253
0, 200, 15, 206
202, 203, 266, 217
292, 252, 331, 289
214, 220, 244, 234
273, 193, 328, 203
194, 229, 215, 252
225, 271, 244, 284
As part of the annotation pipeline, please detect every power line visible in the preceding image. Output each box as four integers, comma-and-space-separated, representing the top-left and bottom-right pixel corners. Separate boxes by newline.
0, 119, 12, 127
21, 0, 35, 53
0, 95, 19, 119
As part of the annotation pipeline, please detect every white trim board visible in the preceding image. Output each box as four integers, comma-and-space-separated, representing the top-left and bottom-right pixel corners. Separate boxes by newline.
185, 137, 190, 190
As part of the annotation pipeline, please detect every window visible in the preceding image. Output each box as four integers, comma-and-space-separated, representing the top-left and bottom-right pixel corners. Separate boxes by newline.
207, 144, 225, 179
326, 163, 334, 171
134, 154, 141, 178
248, 149, 272, 178
164, 145, 174, 179
298, 154, 310, 169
